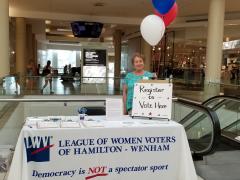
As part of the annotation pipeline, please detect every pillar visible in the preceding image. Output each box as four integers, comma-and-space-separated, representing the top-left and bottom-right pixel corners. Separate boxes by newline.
32, 35, 38, 68
26, 24, 33, 63
204, 0, 225, 99
0, 0, 10, 78
113, 30, 122, 91
16, 17, 27, 77
205, 0, 225, 83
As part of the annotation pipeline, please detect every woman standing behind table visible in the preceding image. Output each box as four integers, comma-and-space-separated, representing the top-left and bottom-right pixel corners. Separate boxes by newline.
123, 53, 156, 115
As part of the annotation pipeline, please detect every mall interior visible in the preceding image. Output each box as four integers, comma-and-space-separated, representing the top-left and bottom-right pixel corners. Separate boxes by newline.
0, 0, 240, 180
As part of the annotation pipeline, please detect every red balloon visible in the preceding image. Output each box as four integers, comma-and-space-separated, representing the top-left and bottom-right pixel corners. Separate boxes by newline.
154, 2, 178, 27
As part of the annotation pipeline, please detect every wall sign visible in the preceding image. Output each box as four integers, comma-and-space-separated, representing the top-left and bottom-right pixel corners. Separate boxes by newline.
83, 49, 106, 66
132, 80, 173, 119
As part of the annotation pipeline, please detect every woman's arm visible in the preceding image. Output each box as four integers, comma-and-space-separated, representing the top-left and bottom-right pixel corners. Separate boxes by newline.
122, 84, 128, 115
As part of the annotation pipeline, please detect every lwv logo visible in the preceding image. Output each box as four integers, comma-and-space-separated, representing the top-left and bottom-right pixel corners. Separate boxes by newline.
24, 136, 54, 162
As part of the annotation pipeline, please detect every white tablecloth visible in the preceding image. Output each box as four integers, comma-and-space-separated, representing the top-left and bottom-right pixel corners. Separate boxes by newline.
8, 116, 197, 180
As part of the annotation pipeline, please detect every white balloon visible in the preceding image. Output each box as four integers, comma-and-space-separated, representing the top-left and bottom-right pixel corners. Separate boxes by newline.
140, 15, 165, 46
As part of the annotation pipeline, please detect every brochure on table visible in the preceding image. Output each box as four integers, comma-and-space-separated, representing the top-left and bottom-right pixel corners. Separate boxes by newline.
132, 80, 173, 119
105, 98, 124, 120
25, 115, 172, 129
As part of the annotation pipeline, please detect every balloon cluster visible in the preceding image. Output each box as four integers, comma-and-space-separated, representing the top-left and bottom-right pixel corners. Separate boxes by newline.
141, 0, 178, 46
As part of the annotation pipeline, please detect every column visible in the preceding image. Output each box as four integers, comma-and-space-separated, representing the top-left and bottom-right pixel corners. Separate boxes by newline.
141, 38, 151, 71
32, 35, 38, 67
113, 30, 122, 91
204, 0, 225, 99
0, 0, 10, 78
16, 17, 27, 77
76, 51, 81, 67
26, 24, 33, 63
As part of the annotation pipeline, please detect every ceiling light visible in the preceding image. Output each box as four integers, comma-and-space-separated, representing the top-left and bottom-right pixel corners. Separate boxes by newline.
104, 37, 113, 41
110, 24, 117, 28
45, 28, 50, 33
227, 24, 239, 26
57, 28, 72, 32
45, 20, 52, 25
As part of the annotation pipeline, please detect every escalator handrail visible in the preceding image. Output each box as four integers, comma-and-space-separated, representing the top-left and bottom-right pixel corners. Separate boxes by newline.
175, 98, 221, 156
203, 95, 240, 142
203, 95, 240, 106
223, 119, 240, 131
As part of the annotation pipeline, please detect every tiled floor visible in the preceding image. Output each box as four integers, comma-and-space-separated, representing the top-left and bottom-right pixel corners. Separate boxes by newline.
0, 173, 6, 180
195, 151, 240, 180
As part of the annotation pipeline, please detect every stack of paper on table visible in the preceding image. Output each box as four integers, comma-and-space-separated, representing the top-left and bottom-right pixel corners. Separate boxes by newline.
25, 117, 46, 126
47, 116, 64, 121
37, 121, 60, 129
106, 98, 124, 120
82, 121, 105, 128
60, 121, 81, 128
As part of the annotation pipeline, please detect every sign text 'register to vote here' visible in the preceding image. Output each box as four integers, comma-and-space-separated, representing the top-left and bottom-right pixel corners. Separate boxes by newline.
132, 81, 173, 119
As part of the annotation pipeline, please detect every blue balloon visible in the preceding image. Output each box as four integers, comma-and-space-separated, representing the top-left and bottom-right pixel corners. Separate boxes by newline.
152, 0, 176, 14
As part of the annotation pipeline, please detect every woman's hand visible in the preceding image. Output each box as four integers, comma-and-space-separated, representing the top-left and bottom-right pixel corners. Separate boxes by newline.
152, 72, 157, 80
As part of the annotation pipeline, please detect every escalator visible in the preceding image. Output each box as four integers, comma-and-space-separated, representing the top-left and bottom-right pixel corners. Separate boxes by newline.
223, 119, 240, 137
174, 96, 240, 154
172, 98, 221, 157
174, 95, 240, 180
203, 96, 240, 150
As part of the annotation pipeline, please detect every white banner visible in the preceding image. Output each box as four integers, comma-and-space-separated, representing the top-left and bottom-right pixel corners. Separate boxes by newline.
132, 81, 173, 119
8, 119, 197, 180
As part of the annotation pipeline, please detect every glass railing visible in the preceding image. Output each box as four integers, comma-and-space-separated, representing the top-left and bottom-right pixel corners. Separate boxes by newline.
172, 98, 221, 155
0, 75, 19, 96
1, 74, 240, 101
203, 96, 240, 143
1, 75, 124, 96
171, 68, 240, 86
